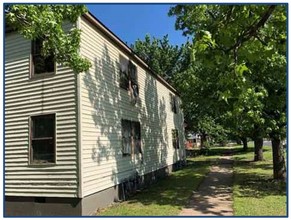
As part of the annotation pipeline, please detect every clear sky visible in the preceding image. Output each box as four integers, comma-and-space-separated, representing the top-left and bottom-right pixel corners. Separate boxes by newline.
86, 4, 188, 47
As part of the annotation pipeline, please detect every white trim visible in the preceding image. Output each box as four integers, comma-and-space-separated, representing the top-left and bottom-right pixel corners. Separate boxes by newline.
76, 17, 83, 198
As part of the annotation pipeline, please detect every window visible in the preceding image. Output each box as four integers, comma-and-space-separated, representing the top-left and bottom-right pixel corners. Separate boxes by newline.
121, 119, 141, 156
119, 55, 139, 98
170, 93, 177, 113
31, 38, 55, 76
30, 114, 56, 164
172, 129, 180, 149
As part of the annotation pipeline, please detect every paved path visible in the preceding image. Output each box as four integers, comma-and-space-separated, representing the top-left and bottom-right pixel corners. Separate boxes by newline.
179, 156, 234, 216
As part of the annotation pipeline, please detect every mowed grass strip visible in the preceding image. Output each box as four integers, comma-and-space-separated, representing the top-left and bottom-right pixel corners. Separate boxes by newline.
233, 146, 287, 216
96, 157, 212, 216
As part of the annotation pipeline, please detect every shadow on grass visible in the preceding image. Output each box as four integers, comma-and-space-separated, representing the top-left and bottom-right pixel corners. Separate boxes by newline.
187, 146, 254, 158
201, 146, 271, 158
234, 160, 274, 170
124, 161, 211, 209
98, 146, 284, 216
234, 160, 286, 198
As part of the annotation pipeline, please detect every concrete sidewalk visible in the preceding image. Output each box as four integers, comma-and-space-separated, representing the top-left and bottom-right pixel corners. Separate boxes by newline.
179, 156, 234, 216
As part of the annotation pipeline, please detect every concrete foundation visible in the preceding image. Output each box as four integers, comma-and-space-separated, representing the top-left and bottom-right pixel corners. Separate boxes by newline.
5, 161, 185, 216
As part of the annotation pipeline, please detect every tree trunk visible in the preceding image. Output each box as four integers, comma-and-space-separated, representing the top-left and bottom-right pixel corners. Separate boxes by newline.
200, 133, 207, 148
271, 138, 286, 180
254, 137, 264, 161
241, 137, 248, 151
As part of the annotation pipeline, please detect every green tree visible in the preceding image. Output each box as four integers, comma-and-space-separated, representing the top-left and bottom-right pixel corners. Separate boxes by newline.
169, 4, 287, 179
131, 34, 189, 82
173, 62, 228, 148
5, 4, 91, 73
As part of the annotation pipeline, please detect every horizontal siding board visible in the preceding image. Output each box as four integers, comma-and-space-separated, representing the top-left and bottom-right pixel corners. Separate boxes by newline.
5, 25, 79, 197
5, 193, 77, 198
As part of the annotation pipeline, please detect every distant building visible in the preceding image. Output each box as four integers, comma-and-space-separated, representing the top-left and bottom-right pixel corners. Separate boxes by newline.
185, 133, 201, 149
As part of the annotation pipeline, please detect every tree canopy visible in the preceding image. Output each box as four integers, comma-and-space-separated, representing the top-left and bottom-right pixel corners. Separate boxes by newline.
169, 4, 287, 179
131, 34, 190, 82
5, 4, 91, 73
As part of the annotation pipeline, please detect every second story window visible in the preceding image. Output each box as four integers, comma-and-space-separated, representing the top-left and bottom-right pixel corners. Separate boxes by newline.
31, 38, 55, 76
119, 55, 139, 98
119, 55, 129, 89
170, 93, 177, 113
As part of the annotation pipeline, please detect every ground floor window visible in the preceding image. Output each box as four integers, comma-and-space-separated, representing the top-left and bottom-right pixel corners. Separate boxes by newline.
172, 129, 180, 149
30, 114, 56, 164
121, 119, 141, 156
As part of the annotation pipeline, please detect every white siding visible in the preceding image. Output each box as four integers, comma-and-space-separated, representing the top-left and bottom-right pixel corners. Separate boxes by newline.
5, 24, 79, 197
79, 17, 185, 197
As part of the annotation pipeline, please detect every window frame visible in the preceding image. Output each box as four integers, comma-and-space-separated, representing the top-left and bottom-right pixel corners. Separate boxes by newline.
29, 113, 56, 166
30, 38, 56, 79
119, 55, 139, 97
121, 119, 141, 156
172, 129, 180, 149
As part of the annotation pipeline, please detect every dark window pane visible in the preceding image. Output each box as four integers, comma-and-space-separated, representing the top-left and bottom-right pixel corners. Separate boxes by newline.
128, 62, 139, 98
128, 61, 137, 84
32, 38, 43, 56
32, 139, 55, 163
44, 55, 54, 73
133, 122, 141, 154
173, 97, 177, 113
170, 94, 177, 113
132, 122, 141, 140
32, 115, 55, 138
31, 114, 55, 164
121, 119, 132, 155
32, 38, 55, 75
120, 70, 129, 89
121, 120, 142, 155
172, 129, 179, 149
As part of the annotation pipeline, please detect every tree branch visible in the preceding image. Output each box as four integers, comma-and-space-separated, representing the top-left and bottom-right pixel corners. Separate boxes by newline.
227, 5, 276, 53
226, 6, 234, 22
207, 10, 216, 20
255, 35, 268, 46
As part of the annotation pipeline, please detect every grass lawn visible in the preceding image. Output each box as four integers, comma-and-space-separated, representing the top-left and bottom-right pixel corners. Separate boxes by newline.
96, 156, 213, 216
95, 144, 287, 216
232, 145, 287, 216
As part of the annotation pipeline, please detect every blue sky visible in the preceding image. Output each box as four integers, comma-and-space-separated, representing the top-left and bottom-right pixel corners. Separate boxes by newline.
86, 4, 188, 47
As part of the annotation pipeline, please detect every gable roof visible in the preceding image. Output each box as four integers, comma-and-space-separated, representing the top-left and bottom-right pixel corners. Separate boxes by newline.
83, 12, 180, 96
